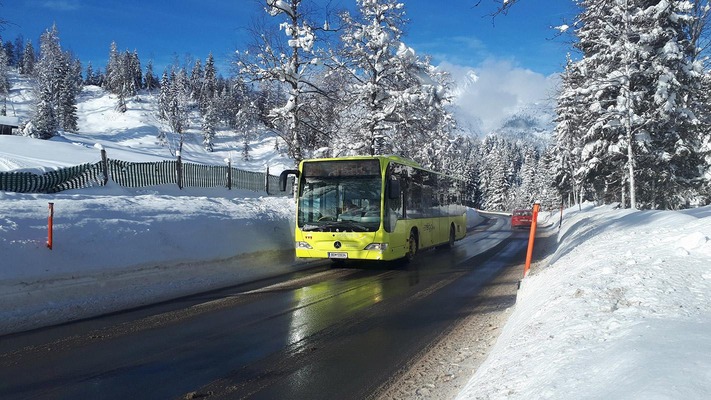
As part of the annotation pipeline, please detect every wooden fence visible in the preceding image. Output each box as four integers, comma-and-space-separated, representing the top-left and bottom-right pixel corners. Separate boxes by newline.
0, 157, 293, 196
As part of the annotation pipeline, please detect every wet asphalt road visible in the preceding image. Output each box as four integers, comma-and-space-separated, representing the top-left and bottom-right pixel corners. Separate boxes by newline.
0, 215, 530, 400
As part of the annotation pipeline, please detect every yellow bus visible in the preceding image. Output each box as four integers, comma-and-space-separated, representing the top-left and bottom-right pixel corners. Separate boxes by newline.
280, 155, 467, 262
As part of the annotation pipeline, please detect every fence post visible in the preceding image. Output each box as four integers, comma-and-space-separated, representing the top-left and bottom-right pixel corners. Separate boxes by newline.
100, 148, 108, 185
523, 202, 540, 278
226, 158, 232, 190
47, 202, 54, 250
265, 166, 270, 195
176, 151, 183, 190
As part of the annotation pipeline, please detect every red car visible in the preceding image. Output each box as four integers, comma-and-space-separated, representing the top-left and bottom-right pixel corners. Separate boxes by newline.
511, 209, 533, 229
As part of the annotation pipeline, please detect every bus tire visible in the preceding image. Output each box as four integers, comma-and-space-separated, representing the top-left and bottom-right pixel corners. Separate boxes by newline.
447, 224, 456, 248
436, 224, 456, 250
405, 230, 418, 262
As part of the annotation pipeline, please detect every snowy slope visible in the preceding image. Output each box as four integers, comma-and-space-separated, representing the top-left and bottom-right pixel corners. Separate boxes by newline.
457, 204, 711, 399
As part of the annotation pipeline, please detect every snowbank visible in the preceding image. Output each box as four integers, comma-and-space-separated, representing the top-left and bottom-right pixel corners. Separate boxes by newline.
457, 204, 711, 399
0, 185, 298, 335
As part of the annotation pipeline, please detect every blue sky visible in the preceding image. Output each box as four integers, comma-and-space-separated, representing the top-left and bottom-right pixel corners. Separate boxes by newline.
2, 0, 575, 76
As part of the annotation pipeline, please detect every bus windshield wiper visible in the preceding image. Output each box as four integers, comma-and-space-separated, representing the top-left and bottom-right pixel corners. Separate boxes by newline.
303, 220, 369, 232
331, 221, 369, 232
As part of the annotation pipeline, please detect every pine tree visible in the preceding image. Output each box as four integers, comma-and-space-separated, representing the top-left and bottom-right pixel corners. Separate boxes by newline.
198, 53, 220, 152
201, 101, 218, 152
0, 40, 10, 100
13, 35, 23, 68
190, 59, 203, 102
27, 25, 80, 138
105, 41, 120, 92
157, 68, 190, 150
199, 53, 217, 112
552, 56, 586, 206
20, 41, 35, 75
564, 0, 705, 209
56, 57, 81, 131
144, 60, 158, 92
3, 40, 15, 68
31, 26, 63, 139
157, 70, 170, 144
85, 62, 95, 85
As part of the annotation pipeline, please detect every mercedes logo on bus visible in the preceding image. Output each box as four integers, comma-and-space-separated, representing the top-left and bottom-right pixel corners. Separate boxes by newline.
334, 241, 342, 249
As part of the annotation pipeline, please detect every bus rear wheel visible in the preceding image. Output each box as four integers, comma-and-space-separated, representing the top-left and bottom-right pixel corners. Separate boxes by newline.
436, 224, 456, 250
448, 224, 456, 247
405, 231, 418, 262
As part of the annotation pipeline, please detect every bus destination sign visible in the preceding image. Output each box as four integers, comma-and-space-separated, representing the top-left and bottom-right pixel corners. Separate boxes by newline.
303, 160, 381, 177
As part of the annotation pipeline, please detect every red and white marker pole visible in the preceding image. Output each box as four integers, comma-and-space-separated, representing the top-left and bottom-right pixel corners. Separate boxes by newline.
523, 202, 540, 278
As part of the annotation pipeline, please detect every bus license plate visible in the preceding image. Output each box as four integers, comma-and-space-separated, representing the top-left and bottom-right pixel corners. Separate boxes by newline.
328, 252, 348, 259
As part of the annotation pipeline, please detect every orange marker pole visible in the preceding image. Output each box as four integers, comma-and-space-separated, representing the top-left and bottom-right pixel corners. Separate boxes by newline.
523, 202, 540, 277
47, 202, 54, 250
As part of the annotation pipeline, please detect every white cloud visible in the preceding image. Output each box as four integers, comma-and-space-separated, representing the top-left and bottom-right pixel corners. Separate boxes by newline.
40, 0, 80, 11
440, 59, 560, 134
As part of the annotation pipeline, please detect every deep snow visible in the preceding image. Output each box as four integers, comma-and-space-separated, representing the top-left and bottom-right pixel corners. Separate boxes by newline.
457, 204, 711, 399
2, 75, 710, 398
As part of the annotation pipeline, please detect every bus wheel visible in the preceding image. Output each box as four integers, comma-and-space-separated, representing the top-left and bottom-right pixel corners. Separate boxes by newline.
448, 224, 456, 248
406, 231, 418, 262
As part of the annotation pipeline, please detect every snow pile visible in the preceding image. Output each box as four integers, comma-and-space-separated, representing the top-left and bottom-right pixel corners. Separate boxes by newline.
0, 185, 296, 335
457, 203, 711, 399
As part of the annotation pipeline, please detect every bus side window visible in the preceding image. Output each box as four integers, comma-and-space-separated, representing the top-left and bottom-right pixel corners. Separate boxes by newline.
385, 165, 406, 232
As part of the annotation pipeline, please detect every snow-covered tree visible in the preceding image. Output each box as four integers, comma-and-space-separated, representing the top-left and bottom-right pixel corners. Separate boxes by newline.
236, 0, 327, 162
552, 56, 586, 206
478, 136, 516, 211
201, 100, 218, 152
20, 40, 35, 75
144, 60, 158, 92
333, 0, 454, 165
28, 25, 80, 139
13, 36, 24, 68
158, 68, 191, 151
560, 0, 705, 209
0, 40, 10, 115
56, 58, 82, 131
105, 43, 142, 112
199, 53, 217, 112
189, 59, 203, 102
3, 39, 15, 69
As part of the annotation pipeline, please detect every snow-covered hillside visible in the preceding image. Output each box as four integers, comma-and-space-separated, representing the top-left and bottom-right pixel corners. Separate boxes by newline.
3, 73, 294, 174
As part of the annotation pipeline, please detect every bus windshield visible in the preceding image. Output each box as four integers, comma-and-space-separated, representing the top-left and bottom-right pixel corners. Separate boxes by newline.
298, 160, 382, 232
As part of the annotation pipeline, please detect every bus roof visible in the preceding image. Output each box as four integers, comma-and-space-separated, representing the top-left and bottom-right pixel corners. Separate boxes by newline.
300, 155, 422, 169
298, 155, 467, 181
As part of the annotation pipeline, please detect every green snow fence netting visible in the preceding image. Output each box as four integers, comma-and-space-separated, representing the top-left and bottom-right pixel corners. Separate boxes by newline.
0, 163, 103, 193
183, 163, 227, 188
108, 159, 177, 187
1, 158, 292, 195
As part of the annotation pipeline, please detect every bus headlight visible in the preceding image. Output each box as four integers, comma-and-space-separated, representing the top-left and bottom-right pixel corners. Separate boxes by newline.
296, 241, 313, 249
364, 243, 388, 251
